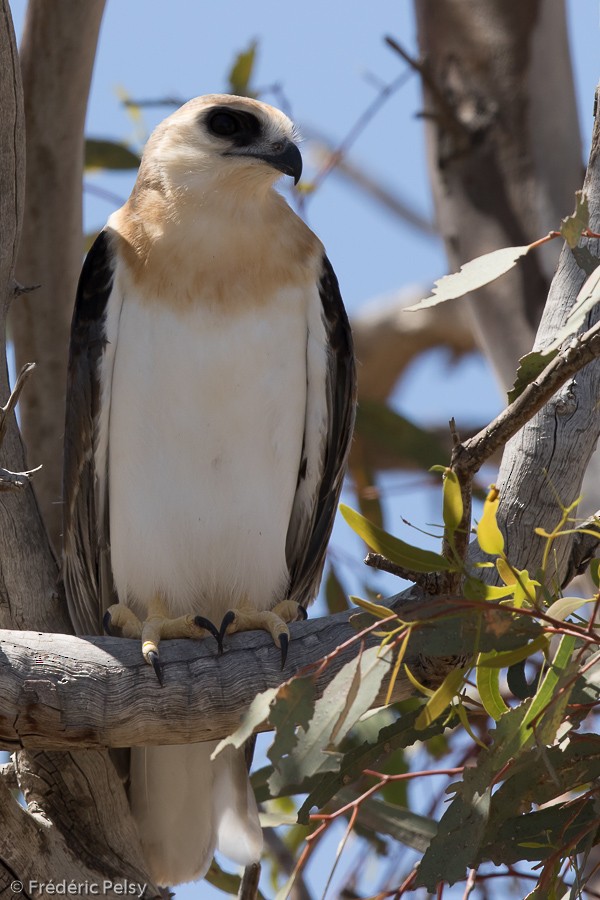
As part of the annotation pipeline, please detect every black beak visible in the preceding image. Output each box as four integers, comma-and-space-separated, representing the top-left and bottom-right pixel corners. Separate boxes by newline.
260, 140, 303, 185
228, 139, 303, 185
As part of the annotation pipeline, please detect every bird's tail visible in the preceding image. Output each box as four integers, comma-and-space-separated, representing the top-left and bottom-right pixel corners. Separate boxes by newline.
129, 742, 263, 887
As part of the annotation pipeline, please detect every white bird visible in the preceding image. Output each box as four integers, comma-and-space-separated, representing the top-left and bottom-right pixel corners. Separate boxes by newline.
63, 93, 356, 887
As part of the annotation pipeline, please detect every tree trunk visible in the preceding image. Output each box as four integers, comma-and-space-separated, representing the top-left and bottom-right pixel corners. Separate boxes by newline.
1, 3, 159, 894
413, 0, 583, 390
10, 0, 106, 550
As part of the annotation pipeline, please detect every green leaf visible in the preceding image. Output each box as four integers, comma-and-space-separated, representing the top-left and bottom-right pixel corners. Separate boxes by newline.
560, 190, 589, 248
415, 666, 469, 730
508, 349, 559, 403
416, 703, 533, 890
84, 138, 141, 171
442, 468, 463, 534
350, 595, 395, 620
267, 677, 316, 766
476, 660, 509, 721
340, 504, 453, 573
355, 399, 450, 471
546, 263, 600, 351
477, 634, 549, 669
353, 794, 437, 851
545, 595, 594, 620
205, 858, 267, 900
324, 565, 349, 614
591, 558, 600, 587
268, 647, 390, 796
485, 734, 600, 832
477, 486, 505, 556
212, 686, 279, 757
405, 245, 533, 311
297, 704, 458, 823
520, 634, 577, 745
463, 577, 514, 601
479, 799, 597, 866
227, 40, 258, 96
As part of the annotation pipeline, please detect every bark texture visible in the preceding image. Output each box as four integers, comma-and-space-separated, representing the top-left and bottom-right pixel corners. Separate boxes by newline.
414, 0, 583, 389
10, 0, 106, 550
495, 118, 600, 584
1, 4, 158, 895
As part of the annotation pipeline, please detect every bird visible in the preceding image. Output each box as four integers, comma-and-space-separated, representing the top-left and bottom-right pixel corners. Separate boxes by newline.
63, 93, 356, 887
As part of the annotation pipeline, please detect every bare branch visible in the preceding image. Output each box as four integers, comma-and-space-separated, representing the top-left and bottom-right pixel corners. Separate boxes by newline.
0, 464, 41, 491
364, 552, 442, 594
0, 610, 430, 752
455, 320, 600, 478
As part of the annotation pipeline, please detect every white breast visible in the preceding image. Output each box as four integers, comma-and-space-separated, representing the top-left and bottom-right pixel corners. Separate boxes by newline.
101, 280, 314, 623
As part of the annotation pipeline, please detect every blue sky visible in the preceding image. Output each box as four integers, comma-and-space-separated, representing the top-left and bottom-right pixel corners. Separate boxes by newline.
8, 1, 600, 896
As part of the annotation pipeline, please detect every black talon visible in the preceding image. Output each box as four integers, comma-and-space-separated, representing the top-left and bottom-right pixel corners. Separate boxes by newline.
103, 610, 112, 635
280, 633, 289, 669
217, 610, 236, 655
297, 606, 308, 621
194, 615, 221, 645
147, 649, 164, 686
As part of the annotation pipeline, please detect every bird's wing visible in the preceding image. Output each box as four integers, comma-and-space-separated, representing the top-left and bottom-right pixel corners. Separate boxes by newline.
286, 255, 356, 606
63, 230, 117, 635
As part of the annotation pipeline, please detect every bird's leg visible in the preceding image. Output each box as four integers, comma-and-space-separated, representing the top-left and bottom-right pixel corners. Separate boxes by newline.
104, 595, 221, 685
218, 598, 308, 668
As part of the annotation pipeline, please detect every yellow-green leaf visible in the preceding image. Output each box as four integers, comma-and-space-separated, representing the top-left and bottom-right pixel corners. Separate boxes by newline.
404, 664, 434, 697
385, 630, 411, 705
545, 596, 595, 621
415, 667, 469, 730
227, 40, 258, 97
496, 557, 517, 585
476, 660, 509, 721
477, 634, 549, 669
350, 595, 395, 620
442, 469, 463, 534
477, 486, 505, 555
590, 558, 600, 588
341, 504, 453, 573
463, 577, 514, 601
455, 697, 488, 748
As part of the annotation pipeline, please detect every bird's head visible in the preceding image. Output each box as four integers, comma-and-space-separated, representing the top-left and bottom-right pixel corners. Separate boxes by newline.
141, 94, 303, 196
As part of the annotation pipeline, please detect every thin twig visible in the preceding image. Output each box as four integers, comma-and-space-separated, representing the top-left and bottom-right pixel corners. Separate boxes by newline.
262, 830, 313, 900
454, 320, 600, 478
0, 464, 41, 491
364, 553, 442, 593
0, 361, 35, 447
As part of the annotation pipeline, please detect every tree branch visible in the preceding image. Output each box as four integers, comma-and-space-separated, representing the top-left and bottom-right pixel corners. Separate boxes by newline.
10, 0, 106, 550
0, 610, 421, 751
454, 319, 600, 477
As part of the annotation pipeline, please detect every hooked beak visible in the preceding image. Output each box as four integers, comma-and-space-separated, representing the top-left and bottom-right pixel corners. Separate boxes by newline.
227, 139, 303, 185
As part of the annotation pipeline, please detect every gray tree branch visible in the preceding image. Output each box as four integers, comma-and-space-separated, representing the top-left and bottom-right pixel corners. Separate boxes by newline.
412, 0, 583, 390
10, 0, 106, 551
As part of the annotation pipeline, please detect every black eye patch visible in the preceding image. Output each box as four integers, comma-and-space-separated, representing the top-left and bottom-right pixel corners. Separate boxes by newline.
204, 107, 262, 147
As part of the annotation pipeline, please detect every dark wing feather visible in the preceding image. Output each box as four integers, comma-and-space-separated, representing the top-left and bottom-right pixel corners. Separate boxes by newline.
63, 231, 116, 635
286, 255, 356, 606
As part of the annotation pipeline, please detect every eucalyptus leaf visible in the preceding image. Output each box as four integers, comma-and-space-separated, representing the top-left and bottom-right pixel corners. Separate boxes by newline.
341, 504, 453, 573
405, 244, 533, 311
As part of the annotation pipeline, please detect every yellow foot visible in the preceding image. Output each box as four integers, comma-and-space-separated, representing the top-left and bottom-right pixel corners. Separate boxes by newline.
103, 597, 220, 685
218, 599, 308, 668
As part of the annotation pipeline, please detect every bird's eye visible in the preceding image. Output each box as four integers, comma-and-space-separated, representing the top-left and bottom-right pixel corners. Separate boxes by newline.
208, 112, 240, 137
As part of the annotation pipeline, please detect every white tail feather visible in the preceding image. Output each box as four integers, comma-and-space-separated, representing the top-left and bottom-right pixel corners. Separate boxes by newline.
130, 742, 262, 887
